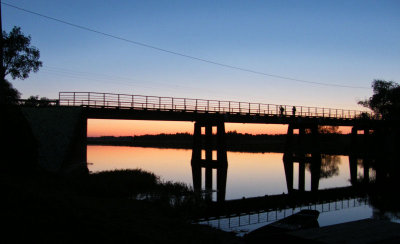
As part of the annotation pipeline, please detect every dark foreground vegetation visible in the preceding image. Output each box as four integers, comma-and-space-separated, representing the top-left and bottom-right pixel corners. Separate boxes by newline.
1, 106, 240, 243
2, 169, 242, 243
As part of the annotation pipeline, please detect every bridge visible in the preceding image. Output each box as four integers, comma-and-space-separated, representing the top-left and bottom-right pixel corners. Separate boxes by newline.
58, 92, 376, 126
16, 91, 390, 175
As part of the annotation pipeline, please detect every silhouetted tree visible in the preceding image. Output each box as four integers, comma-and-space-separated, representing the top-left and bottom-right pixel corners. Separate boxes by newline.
319, 126, 340, 134
358, 80, 400, 119
25, 95, 51, 107
319, 155, 340, 178
306, 155, 340, 179
0, 79, 21, 104
1, 26, 42, 104
1, 27, 42, 173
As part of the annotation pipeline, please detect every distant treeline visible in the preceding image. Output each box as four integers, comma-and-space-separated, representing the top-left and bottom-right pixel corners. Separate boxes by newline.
88, 132, 354, 153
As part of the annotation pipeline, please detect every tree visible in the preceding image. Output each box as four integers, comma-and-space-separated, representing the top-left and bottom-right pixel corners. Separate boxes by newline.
25, 95, 51, 107
0, 78, 21, 104
319, 126, 340, 134
1, 26, 42, 104
358, 80, 400, 119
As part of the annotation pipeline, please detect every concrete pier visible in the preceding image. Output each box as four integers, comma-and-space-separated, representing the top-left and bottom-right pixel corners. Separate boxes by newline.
191, 120, 228, 202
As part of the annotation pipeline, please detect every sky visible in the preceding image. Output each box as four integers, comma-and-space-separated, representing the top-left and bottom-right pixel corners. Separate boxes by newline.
2, 1, 400, 136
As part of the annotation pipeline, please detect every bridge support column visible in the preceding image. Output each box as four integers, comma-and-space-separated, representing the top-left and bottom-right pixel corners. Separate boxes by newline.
285, 122, 320, 152
351, 126, 376, 154
191, 120, 228, 202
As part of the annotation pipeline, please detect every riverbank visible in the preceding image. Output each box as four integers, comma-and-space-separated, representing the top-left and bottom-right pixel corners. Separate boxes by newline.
1, 169, 242, 243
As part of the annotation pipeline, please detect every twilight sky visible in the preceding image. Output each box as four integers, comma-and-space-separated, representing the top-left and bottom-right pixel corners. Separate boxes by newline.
2, 1, 400, 135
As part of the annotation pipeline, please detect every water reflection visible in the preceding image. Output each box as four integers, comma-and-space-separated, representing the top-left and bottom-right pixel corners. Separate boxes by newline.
191, 159, 228, 202
283, 151, 322, 193
88, 146, 375, 201
87, 145, 400, 232
190, 149, 379, 204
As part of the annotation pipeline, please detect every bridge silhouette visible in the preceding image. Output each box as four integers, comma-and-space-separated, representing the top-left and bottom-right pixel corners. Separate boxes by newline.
16, 91, 395, 224
58, 92, 375, 125
57, 92, 384, 150
18, 91, 390, 176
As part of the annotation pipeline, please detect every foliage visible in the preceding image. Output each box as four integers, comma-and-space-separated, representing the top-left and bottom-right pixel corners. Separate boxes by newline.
319, 126, 340, 134
24, 95, 52, 107
2, 171, 239, 243
0, 79, 20, 104
1, 26, 42, 104
2, 26, 42, 80
320, 155, 340, 178
76, 169, 195, 203
358, 80, 400, 119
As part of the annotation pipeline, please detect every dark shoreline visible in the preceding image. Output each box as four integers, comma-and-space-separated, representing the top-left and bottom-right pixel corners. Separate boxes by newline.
2, 170, 243, 243
87, 133, 354, 155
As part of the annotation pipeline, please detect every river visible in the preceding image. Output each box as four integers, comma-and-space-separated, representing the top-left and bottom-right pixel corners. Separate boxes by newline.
87, 145, 399, 234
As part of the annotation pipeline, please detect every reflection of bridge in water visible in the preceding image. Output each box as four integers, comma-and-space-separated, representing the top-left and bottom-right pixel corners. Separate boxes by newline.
197, 197, 368, 231
191, 148, 376, 219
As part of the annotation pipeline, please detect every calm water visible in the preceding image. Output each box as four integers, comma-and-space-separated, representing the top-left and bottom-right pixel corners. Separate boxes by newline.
87, 145, 398, 234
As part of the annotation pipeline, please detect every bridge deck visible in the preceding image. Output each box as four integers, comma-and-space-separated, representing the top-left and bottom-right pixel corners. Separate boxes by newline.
59, 92, 379, 126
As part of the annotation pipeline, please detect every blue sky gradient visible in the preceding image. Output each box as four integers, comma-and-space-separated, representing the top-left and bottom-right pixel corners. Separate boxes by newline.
2, 0, 400, 110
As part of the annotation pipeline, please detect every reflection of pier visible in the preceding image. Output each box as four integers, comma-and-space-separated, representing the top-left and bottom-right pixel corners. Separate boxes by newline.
349, 154, 373, 185
283, 151, 321, 193
191, 121, 228, 202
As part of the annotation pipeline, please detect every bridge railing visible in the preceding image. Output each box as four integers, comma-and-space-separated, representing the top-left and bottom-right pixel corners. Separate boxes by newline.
59, 92, 373, 119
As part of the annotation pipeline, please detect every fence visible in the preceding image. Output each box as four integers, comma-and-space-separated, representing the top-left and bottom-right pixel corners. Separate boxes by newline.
59, 92, 372, 119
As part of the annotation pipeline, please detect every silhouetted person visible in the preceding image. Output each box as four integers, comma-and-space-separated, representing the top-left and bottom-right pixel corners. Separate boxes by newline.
280, 106, 284, 116
292, 106, 296, 116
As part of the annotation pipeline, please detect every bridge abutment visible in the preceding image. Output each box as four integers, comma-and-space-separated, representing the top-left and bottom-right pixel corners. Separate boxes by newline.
20, 107, 88, 175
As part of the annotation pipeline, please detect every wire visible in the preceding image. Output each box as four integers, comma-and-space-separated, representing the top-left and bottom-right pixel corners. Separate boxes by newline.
2, 2, 369, 89
40, 65, 247, 97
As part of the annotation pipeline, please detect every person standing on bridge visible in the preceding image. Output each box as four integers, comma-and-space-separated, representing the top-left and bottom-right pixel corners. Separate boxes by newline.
292, 106, 296, 117
280, 106, 284, 116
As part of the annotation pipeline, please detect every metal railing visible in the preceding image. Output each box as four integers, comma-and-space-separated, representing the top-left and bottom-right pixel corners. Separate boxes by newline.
59, 92, 373, 119
17, 99, 59, 107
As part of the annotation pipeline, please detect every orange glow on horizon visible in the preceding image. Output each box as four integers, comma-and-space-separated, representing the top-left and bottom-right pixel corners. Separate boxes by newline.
88, 119, 194, 137
88, 119, 289, 137
87, 119, 352, 137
